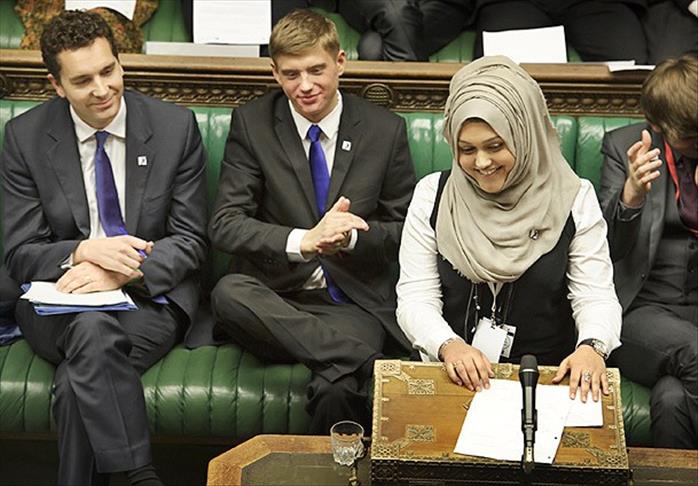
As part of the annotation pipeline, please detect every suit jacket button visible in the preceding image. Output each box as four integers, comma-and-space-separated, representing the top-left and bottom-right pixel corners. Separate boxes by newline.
640, 273, 646, 279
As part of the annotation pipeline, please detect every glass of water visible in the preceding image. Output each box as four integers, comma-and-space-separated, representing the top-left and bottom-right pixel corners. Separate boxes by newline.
330, 420, 365, 467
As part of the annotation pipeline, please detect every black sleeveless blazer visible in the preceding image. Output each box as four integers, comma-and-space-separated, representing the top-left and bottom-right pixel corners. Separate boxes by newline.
430, 171, 577, 366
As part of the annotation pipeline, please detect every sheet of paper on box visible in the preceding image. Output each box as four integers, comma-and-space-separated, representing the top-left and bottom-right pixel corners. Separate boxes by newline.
483, 25, 567, 63
65, 1, 136, 20
566, 393, 603, 427
21, 281, 133, 307
193, 0, 271, 45
454, 379, 571, 463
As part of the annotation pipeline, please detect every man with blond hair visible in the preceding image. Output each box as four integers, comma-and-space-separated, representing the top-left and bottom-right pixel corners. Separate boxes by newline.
208, 9, 415, 434
600, 53, 698, 449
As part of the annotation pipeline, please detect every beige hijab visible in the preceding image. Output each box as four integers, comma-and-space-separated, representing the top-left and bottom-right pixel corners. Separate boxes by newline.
436, 56, 580, 284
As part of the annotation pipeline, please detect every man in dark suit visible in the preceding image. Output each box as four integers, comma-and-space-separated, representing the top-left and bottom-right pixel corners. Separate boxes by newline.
209, 9, 415, 434
1, 11, 207, 485
599, 54, 697, 449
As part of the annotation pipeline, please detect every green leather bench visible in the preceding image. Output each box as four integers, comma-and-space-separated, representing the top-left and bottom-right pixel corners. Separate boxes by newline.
0, 96, 651, 448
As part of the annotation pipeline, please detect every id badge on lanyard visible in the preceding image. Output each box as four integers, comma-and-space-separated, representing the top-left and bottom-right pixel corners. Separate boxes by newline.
470, 282, 517, 363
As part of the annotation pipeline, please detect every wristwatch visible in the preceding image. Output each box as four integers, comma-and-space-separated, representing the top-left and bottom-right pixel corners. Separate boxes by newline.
578, 338, 608, 360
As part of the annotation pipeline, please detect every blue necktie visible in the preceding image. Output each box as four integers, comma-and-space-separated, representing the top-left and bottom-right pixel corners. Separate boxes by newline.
94, 131, 166, 303
95, 131, 128, 237
307, 125, 349, 304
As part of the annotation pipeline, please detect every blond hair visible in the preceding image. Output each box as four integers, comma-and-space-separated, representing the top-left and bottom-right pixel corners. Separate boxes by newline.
269, 9, 339, 62
641, 53, 698, 142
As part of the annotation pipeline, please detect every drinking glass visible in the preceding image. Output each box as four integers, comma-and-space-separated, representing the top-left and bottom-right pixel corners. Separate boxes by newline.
330, 420, 365, 467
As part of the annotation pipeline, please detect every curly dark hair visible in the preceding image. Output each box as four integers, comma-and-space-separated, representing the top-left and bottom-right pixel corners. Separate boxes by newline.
40, 10, 118, 80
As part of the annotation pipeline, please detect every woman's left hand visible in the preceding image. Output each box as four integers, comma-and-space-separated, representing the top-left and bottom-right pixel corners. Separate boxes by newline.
551, 346, 608, 402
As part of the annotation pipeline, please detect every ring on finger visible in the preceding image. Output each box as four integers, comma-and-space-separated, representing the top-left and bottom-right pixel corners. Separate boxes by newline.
582, 370, 592, 383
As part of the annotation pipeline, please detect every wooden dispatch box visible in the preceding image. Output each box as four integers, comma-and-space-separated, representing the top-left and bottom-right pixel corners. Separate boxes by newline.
370, 360, 630, 485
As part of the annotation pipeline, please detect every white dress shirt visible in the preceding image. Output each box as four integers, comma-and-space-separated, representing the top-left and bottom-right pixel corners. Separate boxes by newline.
396, 172, 622, 362
284, 92, 358, 290
70, 99, 127, 239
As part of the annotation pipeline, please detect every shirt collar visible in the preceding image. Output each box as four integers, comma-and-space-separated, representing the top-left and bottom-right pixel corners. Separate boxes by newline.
70, 96, 127, 143
289, 91, 343, 142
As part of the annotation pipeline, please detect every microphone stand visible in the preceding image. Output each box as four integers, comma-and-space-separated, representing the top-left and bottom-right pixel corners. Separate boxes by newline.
519, 354, 539, 477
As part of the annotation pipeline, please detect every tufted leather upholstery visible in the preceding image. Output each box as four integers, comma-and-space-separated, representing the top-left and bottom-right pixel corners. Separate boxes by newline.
0, 99, 652, 446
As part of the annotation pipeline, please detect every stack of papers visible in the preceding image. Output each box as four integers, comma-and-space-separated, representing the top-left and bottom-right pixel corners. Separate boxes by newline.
20, 282, 137, 315
454, 379, 603, 464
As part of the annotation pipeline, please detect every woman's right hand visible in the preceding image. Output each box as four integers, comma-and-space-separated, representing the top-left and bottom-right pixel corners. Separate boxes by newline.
441, 339, 494, 391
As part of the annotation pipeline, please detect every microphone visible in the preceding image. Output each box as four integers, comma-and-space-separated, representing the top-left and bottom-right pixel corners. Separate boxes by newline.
519, 354, 539, 474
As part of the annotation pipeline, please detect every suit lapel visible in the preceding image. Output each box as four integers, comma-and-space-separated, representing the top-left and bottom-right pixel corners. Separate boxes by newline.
46, 100, 90, 237
124, 92, 154, 235
273, 98, 318, 218
327, 95, 361, 207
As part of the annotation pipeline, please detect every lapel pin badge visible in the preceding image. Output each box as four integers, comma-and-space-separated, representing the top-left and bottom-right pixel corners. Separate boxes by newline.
341, 140, 352, 152
137, 155, 148, 167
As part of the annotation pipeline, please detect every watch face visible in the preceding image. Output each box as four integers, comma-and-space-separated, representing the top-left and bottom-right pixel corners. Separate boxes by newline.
592, 340, 607, 358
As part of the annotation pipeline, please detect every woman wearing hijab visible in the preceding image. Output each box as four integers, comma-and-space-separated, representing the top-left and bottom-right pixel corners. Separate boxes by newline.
396, 56, 621, 402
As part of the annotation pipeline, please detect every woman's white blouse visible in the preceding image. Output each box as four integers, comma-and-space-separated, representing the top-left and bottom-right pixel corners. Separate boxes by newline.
396, 172, 622, 362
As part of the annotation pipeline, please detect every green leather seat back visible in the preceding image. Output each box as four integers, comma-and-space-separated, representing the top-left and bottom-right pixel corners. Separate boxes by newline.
397, 112, 451, 179
0, 1, 23, 49
191, 106, 233, 288
429, 31, 477, 63
141, 0, 191, 43
552, 115, 578, 169
576, 116, 639, 190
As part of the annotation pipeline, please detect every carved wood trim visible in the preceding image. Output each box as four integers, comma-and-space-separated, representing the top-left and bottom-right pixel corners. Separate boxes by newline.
0, 49, 648, 115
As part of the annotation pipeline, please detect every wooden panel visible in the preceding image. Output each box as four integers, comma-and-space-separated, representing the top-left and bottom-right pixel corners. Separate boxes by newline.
0, 49, 647, 115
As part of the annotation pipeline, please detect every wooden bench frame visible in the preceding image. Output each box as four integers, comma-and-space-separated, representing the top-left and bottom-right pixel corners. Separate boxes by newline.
1, 49, 647, 116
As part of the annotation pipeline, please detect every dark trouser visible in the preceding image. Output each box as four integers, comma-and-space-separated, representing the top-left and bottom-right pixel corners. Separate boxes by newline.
211, 273, 385, 434
0, 266, 21, 325
643, 1, 698, 64
420, 0, 474, 59
16, 296, 185, 486
610, 302, 698, 448
338, 0, 424, 60
474, 0, 648, 62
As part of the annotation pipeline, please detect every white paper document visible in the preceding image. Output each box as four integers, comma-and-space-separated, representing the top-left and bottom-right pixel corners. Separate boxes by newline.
565, 394, 603, 427
483, 25, 567, 63
605, 61, 655, 72
21, 281, 133, 307
144, 41, 260, 58
193, 0, 271, 45
65, 1, 137, 20
454, 379, 571, 463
